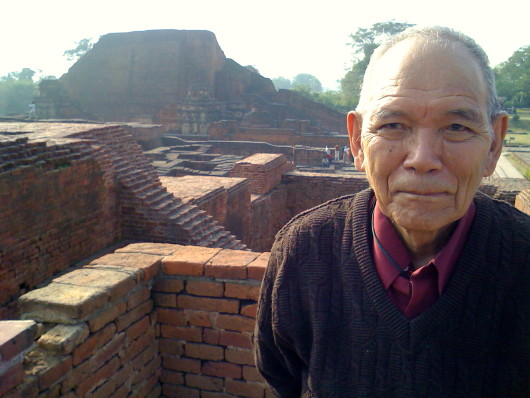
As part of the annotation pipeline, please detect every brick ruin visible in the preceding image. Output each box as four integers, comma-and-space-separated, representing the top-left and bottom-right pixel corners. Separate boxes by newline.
1, 120, 530, 397
34, 30, 347, 144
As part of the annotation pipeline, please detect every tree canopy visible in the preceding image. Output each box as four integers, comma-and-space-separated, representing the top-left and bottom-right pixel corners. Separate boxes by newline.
340, 20, 414, 109
494, 45, 530, 108
0, 68, 37, 116
292, 73, 322, 93
63, 38, 94, 61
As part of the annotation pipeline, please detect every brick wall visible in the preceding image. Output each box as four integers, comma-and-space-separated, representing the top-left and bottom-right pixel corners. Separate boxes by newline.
230, 154, 294, 195
0, 137, 120, 319
515, 188, 530, 215
250, 187, 289, 252
2, 243, 271, 398
282, 171, 370, 219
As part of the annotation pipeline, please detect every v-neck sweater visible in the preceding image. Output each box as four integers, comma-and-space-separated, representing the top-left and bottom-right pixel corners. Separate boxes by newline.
255, 188, 530, 398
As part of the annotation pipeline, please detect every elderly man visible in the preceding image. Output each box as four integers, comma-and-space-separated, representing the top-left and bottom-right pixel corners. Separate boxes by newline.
255, 26, 530, 397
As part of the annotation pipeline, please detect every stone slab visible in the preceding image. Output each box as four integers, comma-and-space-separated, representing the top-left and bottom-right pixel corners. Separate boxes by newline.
20, 283, 108, 324
37, 323, 89, 355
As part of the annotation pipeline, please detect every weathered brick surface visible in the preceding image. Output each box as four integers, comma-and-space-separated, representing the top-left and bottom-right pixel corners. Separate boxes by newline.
6, 242, 271, 397
162, 246, 222, 276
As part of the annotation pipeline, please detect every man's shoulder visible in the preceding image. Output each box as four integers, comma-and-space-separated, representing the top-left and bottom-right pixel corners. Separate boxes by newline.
475, 191, 530, 238
274, 189, 371, 244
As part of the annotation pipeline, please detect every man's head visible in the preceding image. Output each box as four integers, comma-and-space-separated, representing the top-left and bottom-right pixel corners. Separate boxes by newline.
347, 26, 508, 238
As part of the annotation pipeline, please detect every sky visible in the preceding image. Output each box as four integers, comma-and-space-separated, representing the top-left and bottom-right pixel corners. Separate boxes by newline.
2, 0, 529, 91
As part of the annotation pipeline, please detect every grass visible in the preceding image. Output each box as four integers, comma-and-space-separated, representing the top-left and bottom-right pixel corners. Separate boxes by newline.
506, 153, 530, 180
505, 108, 530, 146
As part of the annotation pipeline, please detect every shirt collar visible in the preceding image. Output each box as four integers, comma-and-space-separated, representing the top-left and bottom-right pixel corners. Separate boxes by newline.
372, 200, 476, 295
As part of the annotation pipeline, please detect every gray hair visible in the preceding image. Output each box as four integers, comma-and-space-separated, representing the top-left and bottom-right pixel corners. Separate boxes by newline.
356, 26, 502, 124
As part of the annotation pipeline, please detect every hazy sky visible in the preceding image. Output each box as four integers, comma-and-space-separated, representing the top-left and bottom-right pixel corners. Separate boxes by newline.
2, 0, 529, 90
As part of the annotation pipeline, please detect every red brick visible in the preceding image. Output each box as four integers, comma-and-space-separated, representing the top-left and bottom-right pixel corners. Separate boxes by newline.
72, 322, 116, 366
132, 355, 160, 385
120, 329, 155, 364
160, 325, 202, 342
203, 328, 220, 345
241, 303, 258, 318
225, 379, 265, 398
157, 308, 187, 325
131, 344, 157, 371
152, 278, 184, 293
91, 332, 126, 371
185, 373, 224, 391
115, 300, 153, 332
186, 310, 212, 327
90, 377, 117, 398
216, 314, 255, 332
224, 283, 260, 300
205, 249, 259, 280
186, 280, 223, 297
133, 372, 158, 397
160, 369, 184, 385
126, 285, 151, 310
202, 361, 242, 379
247, 252, 270, 280
178, 295, 239, 313
88, 252, 162, 281
0, 361, 24, 396
162, 356, 201, 373
0, 320, 37, 361
162, 385, 199, 398
201, 392, 233, 398
163, 247, 222, 276
152, 292, 177, 308
225, 347, 255, 366
88, 300, 127, 332
76, 356, 120, 397
126, 315, 150, 342
243, 365, 265, 382
158, 338, 184, 356
184, 343, 224, 361
115, 242, 181, 256
219, 330, 253, 349
2, 373, 38, 398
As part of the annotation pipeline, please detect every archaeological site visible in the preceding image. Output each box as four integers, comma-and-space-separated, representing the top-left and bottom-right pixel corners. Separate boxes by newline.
1, 29, 529, 397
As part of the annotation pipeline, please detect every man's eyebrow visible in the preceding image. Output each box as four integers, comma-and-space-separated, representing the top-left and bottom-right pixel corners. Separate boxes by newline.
372, 109, 405, 120
446, 109, 481, 122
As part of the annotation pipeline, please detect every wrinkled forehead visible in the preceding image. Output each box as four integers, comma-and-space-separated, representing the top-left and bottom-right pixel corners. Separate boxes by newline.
362, 38, 489, 114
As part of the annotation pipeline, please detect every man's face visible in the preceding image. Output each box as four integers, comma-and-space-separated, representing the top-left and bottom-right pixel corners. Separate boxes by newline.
348, 38, 507, 234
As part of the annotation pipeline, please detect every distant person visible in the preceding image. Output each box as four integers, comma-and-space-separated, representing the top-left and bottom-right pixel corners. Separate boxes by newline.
256, 26, 530, 397
28, 102, 36, 119
334, 144, 340, 161
321, 156, 329, 168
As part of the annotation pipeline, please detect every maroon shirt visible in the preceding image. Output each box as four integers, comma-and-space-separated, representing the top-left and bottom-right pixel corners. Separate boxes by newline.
372, 201, 475, 318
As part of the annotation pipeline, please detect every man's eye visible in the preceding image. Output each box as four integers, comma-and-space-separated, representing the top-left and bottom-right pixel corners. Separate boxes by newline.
381, 123, 405, 130
448, 124, 471, 132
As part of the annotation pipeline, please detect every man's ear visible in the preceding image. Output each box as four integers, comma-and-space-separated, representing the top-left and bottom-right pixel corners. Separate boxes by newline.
483, 113, 508, 177
347, 111, 365, 172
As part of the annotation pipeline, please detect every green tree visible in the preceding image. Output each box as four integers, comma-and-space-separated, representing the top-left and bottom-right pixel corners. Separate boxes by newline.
494, 45, 530, 108
341, 20, 414, 107
0, 69, 37, 116
63, 38, 94, 61
292, 73, 322, 93
272, 76, 292, 90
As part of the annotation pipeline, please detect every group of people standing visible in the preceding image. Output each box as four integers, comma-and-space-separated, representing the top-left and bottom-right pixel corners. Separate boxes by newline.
322, 144, 353, 167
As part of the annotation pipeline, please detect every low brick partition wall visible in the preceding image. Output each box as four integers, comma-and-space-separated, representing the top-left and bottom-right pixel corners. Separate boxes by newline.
230, 153, 294, 195
2, 243, 270, 397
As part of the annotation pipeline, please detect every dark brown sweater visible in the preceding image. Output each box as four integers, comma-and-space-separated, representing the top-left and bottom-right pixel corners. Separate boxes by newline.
255, 189, 530, 397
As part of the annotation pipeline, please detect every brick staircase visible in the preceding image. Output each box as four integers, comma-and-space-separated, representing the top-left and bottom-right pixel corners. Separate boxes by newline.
68, 126, 246, 249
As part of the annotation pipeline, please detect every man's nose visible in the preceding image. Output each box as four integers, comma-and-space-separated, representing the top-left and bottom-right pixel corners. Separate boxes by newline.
402, 129, 443, 173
